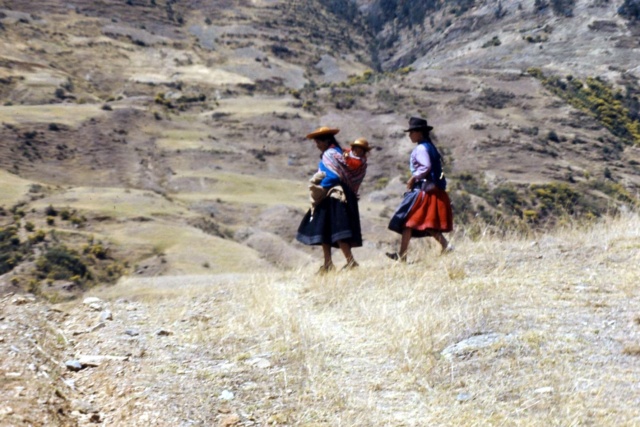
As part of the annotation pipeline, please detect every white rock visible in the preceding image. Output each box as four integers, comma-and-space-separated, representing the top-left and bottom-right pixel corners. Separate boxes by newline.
246, 357, 272, 369
441, 333, 508, 360
534, 386, 554, 394
83, 297, 102, 305
219, 390, 234, 401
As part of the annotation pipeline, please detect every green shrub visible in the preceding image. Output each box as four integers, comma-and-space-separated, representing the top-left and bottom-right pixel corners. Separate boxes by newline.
0, 226, 26, 275
482, 36, 501, 48
530, 70, 640, 145
28, 230, 46, 244
36, 245, 90, 281
44, 205, 58, 216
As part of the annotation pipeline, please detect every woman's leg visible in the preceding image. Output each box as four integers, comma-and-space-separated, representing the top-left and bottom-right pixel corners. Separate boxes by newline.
338, 240, 358, 268
322, 243, 333, 267
431, 231, 449, 253
316, 244, 335, 274
399, 227, 412, 261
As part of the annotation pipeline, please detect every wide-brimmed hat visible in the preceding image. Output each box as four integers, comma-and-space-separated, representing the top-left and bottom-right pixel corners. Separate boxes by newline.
306, 126, 340, 139
404, 117, 433, 132
350, 138, 372, 152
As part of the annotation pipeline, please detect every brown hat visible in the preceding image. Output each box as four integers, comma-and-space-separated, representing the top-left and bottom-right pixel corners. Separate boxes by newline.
350, 138, 372, 152
306, 126, 340, 139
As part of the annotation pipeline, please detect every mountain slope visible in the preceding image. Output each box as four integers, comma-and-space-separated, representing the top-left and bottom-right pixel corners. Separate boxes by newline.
0, 0, 638, 287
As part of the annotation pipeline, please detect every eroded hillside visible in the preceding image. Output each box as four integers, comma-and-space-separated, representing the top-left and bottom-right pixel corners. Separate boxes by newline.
0, 0, 639, 293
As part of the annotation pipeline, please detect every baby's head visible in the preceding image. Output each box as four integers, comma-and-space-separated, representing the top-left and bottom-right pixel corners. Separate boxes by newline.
351, 146, 366, 158
350, 138, 372, 157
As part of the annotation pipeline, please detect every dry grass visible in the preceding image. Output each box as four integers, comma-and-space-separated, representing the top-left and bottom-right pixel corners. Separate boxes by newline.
0, 169, 34, 206
172, 171, 309, 207
0, 104, 105, 125
30, 186, 190, 219
213, 95, 313, 118
91, 213, 640, 426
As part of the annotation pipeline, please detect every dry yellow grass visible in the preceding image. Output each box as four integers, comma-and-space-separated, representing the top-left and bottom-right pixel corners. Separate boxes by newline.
212, 95, 314, 118
172, 170, 309, 207
88, 213, 640, 426
29, 186, 191, 219
0, 104, 105, 125
0, 169, 34, 206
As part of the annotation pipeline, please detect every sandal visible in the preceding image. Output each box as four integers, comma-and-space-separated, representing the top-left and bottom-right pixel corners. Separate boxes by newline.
316, 262, 335, 275
385, 252, 407, 262
341, 259, 359, 271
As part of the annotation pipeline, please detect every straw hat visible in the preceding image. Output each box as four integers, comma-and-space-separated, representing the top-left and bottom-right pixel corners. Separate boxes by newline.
350, 138, 372, 152
306, 126, 340, 139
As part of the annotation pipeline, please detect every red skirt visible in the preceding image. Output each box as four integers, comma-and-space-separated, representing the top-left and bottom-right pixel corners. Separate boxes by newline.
405, 188, 453, 233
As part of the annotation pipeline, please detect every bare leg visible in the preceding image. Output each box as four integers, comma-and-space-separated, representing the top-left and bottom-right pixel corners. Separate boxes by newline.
431, 231, 449, 253
315, 244, 335, 274
322, 243, 332, 267
399, 227, 412, 261
338, 241, 358, 268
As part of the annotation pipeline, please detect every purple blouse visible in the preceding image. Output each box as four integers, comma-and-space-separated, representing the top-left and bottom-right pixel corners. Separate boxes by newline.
410, 144, 432, 180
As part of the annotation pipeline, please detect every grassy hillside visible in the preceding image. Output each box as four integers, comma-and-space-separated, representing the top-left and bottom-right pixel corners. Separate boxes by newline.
1, 212, 639, 425
0, 0, 639, 292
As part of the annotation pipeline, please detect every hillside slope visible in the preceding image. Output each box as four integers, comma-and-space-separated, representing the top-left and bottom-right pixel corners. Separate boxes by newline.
0, 0, 638, 286
1, 213, 639, 426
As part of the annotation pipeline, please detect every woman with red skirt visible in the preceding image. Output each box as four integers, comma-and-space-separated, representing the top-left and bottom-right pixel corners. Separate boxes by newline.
387, 117, 453, 262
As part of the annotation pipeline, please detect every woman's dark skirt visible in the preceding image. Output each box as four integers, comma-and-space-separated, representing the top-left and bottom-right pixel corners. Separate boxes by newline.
388, 187, 453, 238
296, 184, 362, 248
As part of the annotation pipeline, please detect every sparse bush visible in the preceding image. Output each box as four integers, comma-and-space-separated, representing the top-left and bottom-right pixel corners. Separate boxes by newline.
70, 216, 85, 227
547, 130, 560, 142
530, 70, 640, 145
85, 243, 108, 260
44, 205, 58, 216
475, 88, 515, 109
28, 230, 46, 244
618, 0, 640, 20
0, 226, 26, 275
60, 209, 71, 221
482, 36, 501, 48
36, 245, 89, 282
551, 0, 574, 16
270, 44, 293, 58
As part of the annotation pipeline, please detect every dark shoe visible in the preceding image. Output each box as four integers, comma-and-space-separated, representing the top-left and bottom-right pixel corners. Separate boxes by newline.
341, 259, 359, 271
386, 252, 407, 262
316, 262, 335, 275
